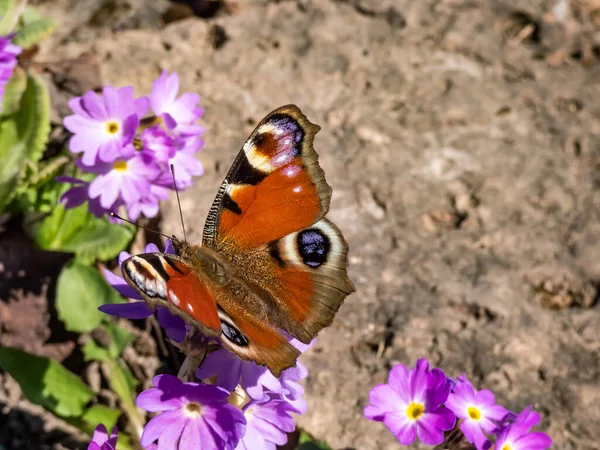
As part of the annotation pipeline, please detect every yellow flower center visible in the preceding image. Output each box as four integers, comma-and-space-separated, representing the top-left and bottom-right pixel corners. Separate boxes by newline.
502, 445, 512, 450
183, 402, 202, 417
406, 402, 425, 421
113, 161, 128, 172
468, 406, 482, 421
105, 120, 120, 135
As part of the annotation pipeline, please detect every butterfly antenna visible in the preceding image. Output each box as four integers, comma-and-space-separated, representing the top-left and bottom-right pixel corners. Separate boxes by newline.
170, 164, 187, 242
110, 212, 172, 240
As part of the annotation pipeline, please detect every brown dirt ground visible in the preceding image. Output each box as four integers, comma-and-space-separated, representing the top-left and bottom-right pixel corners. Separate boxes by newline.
2, 0, 600, 449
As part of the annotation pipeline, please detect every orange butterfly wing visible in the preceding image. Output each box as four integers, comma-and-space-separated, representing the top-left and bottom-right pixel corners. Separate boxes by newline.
202, 105, 330, 249
202, 105, 354, 370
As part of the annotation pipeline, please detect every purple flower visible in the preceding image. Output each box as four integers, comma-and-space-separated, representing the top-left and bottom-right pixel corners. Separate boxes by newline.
364, 359, 456, 446
88, 424, 117, 450
274, 361, 309, 414
149, 71, 204, 134
59, 72, 205, 221
196, 338, 311, 403
154, 139, 204, 190
235, 398, 296, 450
86, 145, 161, 210
0, 34, 22, 112
127, 184, 170, 221
495, 407, 552, 450
100, 240, 187, 342
445, 374, 511, 450
141, 126, 176, 163
57, 176, 120, 218
136, 374, 246, 450
64, 86, 148, 165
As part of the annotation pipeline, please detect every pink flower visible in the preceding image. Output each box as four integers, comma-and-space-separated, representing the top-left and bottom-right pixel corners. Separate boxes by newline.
445, 374, 511, 449
86, 145, 161, 209
364, 359, 456, 446
149, 70, 204, 134
136, 375, 246, 450
64, 86, 148, 165
235, 398, 296, 450
495, 407, 552, 450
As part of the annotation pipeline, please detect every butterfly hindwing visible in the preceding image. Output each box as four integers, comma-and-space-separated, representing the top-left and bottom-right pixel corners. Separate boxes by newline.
121, 253, 221, 337
214, 284, 301, 376
265, 218, 354, 343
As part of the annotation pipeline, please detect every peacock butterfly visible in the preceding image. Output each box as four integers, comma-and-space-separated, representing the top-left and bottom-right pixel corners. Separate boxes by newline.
120, 105, 355, 376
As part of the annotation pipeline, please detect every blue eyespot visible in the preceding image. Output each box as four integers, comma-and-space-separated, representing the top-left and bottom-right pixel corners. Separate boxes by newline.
296, 229, 330, 268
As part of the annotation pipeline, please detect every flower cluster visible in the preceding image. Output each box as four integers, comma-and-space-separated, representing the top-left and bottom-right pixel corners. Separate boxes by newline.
60, 71, 204, 220
364, 359, 552, 449
97, 241, 308, 449
0, 34, 22, 112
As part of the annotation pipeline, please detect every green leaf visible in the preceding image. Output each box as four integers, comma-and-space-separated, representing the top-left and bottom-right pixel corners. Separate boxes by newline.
28, 203, 135, 264
0, 0, 15, 18
115, 434, 135, 450
0, 347, 94, 417
11, 156, 70, 213
65, 404, 122, 439
82, 340, 110, 362
56, 261, 122, 333
0, 72, 50, 211
80, 405, 122, 434
29, 201, 87, 248
0, 66, 26, 116
65, 213, 136, 264
0, 0, 20, 34
28, 156, 70, 188
19, 5, 43, 25
298, 431, 333, 450
12, 17, 56, 49
105, 323, 134, 358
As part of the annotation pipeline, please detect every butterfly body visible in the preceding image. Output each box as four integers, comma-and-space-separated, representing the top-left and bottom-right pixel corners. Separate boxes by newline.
122, 105, 354, 376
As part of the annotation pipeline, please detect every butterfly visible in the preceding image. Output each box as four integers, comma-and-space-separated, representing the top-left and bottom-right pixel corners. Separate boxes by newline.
121, 105, 355, 376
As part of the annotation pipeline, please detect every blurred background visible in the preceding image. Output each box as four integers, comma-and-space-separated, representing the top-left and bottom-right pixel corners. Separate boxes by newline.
1, 0, 600, 448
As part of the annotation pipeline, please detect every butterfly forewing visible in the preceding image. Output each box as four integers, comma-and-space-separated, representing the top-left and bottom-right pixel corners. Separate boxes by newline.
202, 105, 331, 250
121, 253, 221, 337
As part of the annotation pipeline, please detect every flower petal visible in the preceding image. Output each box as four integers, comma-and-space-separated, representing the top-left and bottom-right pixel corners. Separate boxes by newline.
416, 413, 447, 446
517, 431, 552, 450
364, 384, 401, 421
98, 302, 153, 319
140, 410, 184, 448
156, 308, 186, 343
385, 413, 416, 445
136, 387, 184, 412
178, 418, 204, 450
104, 269, 142, 299
387, 364, 411, 404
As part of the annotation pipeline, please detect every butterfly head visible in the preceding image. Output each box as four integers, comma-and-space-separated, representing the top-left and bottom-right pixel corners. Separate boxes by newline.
169, 236, 229, 287
170, 235, 186, 256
